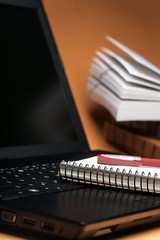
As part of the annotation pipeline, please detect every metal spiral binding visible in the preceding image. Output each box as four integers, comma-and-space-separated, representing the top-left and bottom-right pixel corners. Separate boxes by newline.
60, 161, 159, 193
115, 168, 120, 187
134, 170, 139, 190
109, 167, 113, 186
96, 166, 101, 185
121, 169, 126, 189
77, 163, 83, 182
153, 173, 158, 193
64, 161, 68, 179
88, 165, 94, 184
71, 161, 77, 180
84, 164, 89, 183
147, 172, 151, 192
128, 170, 132, 190
140, 171, 145, 192
102, 167, 108, 186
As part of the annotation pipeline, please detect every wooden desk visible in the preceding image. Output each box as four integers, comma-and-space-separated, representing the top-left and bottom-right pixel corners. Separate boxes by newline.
1, 0, 160, 239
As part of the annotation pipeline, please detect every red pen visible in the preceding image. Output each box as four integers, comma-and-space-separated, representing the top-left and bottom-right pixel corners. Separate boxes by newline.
98, 154, 160, 167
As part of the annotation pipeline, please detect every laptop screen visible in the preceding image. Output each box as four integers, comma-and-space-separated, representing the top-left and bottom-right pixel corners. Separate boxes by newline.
0, 0, 89, 158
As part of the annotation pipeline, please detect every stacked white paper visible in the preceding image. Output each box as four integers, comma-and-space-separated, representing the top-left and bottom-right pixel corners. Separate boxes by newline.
87, 36, 160, 121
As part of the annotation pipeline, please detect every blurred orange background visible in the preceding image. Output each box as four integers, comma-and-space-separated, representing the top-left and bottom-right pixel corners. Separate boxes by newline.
43, 0, 160, 151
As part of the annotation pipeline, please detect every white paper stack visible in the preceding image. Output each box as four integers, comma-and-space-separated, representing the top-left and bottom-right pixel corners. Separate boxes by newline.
87, 36, 160, 121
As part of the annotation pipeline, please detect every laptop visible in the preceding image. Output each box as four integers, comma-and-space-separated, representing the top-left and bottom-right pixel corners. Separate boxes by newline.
1, 0, 160, 239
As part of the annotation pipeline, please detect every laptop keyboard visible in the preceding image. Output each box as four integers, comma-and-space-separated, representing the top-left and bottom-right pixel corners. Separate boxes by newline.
0, 161, 82, 200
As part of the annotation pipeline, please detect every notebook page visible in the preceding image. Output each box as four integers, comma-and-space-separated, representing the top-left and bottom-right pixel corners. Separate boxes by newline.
71, 156, 160, 177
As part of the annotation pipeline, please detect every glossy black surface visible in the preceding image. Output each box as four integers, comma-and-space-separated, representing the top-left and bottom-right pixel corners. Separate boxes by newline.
3, 187, 160, 224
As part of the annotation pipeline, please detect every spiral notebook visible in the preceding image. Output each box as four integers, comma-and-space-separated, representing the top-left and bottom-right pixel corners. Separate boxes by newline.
60, 156, 160, 194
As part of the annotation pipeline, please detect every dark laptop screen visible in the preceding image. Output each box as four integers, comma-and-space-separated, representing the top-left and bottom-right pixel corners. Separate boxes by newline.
0, 1, 89, 158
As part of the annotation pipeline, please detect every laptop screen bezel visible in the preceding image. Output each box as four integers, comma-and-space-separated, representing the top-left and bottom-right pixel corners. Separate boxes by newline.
0, 0, 90, 159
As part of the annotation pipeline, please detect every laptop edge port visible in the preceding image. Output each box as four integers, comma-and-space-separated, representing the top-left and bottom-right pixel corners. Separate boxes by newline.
22, 217, 37, 226
41, 221, 54, 232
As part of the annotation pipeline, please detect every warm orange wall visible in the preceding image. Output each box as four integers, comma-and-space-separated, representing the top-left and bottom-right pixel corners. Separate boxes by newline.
42, 0, 160, 151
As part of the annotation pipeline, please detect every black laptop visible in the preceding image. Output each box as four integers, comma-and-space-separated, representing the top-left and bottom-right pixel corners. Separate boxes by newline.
1, 0, 160, 239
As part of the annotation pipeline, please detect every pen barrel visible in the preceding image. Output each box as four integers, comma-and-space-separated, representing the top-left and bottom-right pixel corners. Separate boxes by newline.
98, 154, 142, 166
142, 158, 160, 167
